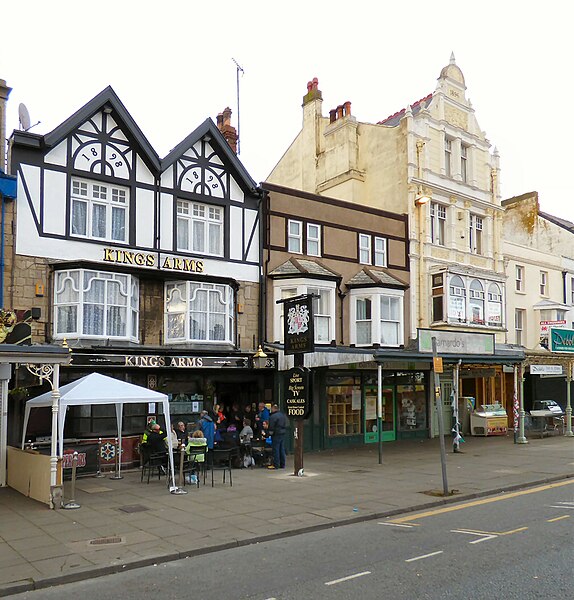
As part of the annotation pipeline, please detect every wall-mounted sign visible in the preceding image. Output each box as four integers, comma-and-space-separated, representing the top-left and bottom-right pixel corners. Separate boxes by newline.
69, 353, 276, 369
285, 367, 311, 418
530, 364, 563, 375
550, 328, 574, 353
284, 296, 315, 355
540, 320, 567, 335
103, 248, 204, 273
418, 329, 494, 355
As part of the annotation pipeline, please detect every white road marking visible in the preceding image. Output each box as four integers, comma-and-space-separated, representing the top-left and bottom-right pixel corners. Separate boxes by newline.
380, 522, 415, 528
549, 505, 574, 509
325, 571, 371, 586
405, 550, 443, 562
451, 529, 498, 544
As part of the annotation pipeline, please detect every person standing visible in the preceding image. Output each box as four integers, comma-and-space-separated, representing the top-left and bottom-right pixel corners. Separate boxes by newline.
267, 404, 288, 470
255, 402, 270, 436
197, 410, 215, 450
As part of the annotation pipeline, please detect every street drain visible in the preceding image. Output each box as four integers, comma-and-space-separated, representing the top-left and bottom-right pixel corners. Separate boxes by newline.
89, 536, 123, 546
348, 469, 371, 473
117, 504, 149, 513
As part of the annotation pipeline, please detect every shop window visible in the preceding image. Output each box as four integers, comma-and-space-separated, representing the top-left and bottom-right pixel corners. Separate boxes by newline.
396, 372, 428, 432
176, 200, 223, 256
71, 178, 128, 243
54, 269, 139, 341
165, 281, 234, 343
326, 376, 362, 437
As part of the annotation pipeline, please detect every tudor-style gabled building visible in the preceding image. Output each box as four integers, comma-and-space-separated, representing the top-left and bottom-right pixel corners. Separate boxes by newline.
9, 87, 274, 447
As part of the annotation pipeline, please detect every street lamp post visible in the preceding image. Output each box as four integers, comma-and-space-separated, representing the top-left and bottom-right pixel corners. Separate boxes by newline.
565, 360, 573, 437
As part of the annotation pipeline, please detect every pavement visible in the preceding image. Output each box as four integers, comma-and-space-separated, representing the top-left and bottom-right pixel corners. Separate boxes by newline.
0, 433, 573, 597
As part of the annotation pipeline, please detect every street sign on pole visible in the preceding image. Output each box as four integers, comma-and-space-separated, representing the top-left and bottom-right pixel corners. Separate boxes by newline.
432, 336, 449, 496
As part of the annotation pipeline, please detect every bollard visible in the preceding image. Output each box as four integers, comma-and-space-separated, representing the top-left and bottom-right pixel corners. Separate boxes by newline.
94, 437, 105, 478
109, 437, 123, 480
62, 451, 81, 509
170, 444, 188, 495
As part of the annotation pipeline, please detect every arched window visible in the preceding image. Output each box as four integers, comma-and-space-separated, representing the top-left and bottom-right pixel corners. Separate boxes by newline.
487, 283, 503, 326
469, 280, 485, 324
448, 275, 466, 322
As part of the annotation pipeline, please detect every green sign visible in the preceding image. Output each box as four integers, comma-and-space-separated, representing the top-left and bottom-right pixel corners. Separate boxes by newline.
550, 328, 574, 353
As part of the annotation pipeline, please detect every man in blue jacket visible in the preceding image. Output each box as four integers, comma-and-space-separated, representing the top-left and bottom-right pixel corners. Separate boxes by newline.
198, 410, 215, 450
267, 404, 288, 470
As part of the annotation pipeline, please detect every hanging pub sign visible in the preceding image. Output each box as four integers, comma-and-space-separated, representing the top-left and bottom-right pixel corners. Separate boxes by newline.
283, 295, 315, 355
285, 367, 312, 419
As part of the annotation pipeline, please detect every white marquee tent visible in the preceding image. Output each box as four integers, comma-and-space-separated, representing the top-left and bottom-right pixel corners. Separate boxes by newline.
21, 372, 175, 487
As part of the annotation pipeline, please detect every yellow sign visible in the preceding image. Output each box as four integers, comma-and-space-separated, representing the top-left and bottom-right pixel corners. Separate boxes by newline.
433, 356, 443, 373
103, 248, 204, 273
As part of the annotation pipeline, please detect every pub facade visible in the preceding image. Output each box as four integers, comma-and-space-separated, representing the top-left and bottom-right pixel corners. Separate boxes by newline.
9, 88, 275, 450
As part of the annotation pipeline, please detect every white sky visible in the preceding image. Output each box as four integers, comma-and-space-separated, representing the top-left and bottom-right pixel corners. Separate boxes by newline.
2, 1, 572, 219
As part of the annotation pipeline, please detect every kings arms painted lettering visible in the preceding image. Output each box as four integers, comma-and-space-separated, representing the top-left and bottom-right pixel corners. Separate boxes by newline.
103, 248, 204, 273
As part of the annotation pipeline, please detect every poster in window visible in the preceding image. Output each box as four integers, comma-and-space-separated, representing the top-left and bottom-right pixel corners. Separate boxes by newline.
448, 295, 465, 321
488, 301, 501, 324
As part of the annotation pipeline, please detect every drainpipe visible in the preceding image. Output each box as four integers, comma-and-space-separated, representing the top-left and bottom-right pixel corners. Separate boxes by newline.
0, 193, 5, 307
258, 189, 268, 348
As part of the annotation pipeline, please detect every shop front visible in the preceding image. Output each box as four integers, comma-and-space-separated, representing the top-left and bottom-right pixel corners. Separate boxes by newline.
23, 348, 276, 461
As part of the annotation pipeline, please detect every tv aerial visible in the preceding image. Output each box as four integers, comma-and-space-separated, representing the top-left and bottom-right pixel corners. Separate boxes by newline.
18, 103, 40, 131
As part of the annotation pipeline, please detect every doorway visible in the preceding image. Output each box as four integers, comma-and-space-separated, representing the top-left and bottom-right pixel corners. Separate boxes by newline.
431, 380, 453, 437
364, 385, 396, 443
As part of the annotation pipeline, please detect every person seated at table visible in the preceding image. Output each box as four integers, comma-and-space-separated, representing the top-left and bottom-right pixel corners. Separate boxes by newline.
254, 402, 270, 436
219, 423, 239, 449
173, 421, 188, 446
142, 423, 167, 451
186, 429, 207, 459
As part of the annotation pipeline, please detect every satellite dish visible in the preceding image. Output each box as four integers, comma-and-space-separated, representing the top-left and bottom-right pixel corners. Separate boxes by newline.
18, 103, 31, 131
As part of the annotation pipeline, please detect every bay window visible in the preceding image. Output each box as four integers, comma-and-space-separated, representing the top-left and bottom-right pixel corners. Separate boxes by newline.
446, 273, 504, 328
165, 281, 234, 343
54, 269, 139, 341
350, 289, 404, 347
273, 279, 336, 344
469, 279, 485, 324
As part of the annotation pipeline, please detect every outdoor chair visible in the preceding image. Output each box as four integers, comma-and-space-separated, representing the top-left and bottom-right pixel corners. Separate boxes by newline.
140, 445, 168, 484
210, 447, 237, 487
183, 446, 207, 487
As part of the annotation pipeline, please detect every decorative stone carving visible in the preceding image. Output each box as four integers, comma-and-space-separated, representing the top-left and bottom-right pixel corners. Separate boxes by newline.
445, 106, 468, 129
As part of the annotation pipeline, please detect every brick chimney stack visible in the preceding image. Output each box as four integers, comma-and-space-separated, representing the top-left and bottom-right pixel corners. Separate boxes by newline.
216, 107, 238, 153
0, 79, 12, 172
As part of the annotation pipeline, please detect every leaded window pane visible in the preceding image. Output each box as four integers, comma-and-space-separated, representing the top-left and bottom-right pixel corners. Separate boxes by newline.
92, 204, 106, 238
111, 206, 125, 241
71, 200, 87, 236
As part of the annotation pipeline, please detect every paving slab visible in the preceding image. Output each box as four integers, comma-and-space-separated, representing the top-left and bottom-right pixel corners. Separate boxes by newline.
0, 435, 572, 596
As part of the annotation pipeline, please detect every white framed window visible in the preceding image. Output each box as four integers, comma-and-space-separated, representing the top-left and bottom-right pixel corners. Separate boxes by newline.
306, 223, 321, 256
448, 275, 466, 322
469, 214, 483, 254
359, 234, 387, 266
515, 309, 525, 346
359, 234, 371, 264
540, 271, 548, 296
515, 265, 524, 292
71, 178, 128, 243
444, 138, 452, 177
54, 269, 139, 341
469, 279, 485, 324
487, 283, 503, 326
287, 220, 302, 253
165, 281, 234, 343
273, 279, 336, 344
430, 203, 446, 246
460, 144, 468, 182
177, 200, 223, 256
350, 288, 404, 347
